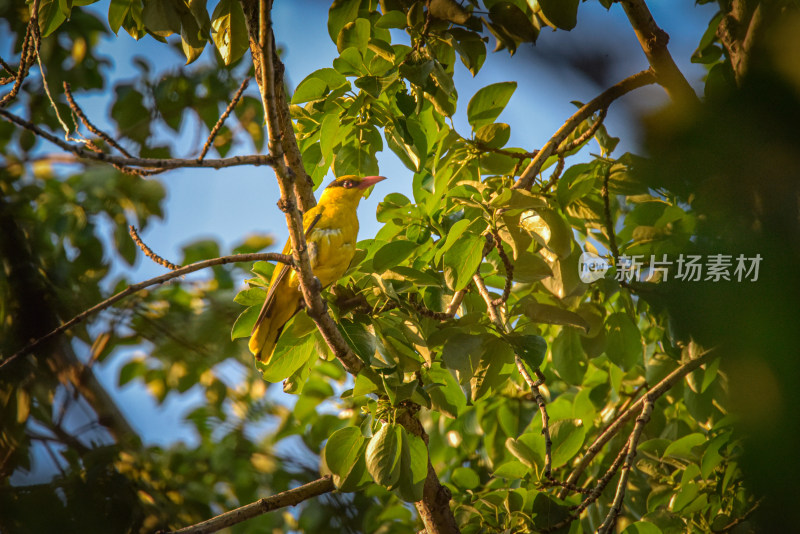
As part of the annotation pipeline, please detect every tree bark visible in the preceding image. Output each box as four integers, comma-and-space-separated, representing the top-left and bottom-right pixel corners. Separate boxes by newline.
619, 0, 699, 106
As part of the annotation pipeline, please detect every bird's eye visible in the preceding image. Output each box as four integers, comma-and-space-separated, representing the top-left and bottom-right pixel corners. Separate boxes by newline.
342, 180, 355, 188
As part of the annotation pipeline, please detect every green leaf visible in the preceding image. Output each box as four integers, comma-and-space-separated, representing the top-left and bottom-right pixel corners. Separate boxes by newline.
522, 299, 589, 331
551, 327, 587, 385
550, 419, 586, 469
510, 251, 553, 283
700, 433, 728, 479
39, 0, 67, 37
179, 7, 207, 64
467, 81, 517, 129
531, 493, 573, 531
337, 18, 371, 53
443, 233, 485, 291
538, 0, 580, 31
396, 428, 428, 502
527, 207, 572, 259
365, 423, 403, 489
429, 0, 470, 24
505, 436, 537, 468
211, 0, 248, 65
493, 460, 529, 479
108, 0, 139, 35
293, 68, 348, 103
424, 364, 466, 418
376, 10, 407, 29
506, 334, 546, 371
233, 287, 266, 307
663, 433, 706, 460
328, 0, 360, 41
142, 0, 181, 37
231, 305, 260, 340
451, 467, 480, 490
605, 312, 642, 371
338, 319, 376, 363
451, 27, 487, 76
324, 427, 366, 484
557, 163, 597, 208
333, 144, 379, 177
489, 2, 538, 43
441, 333, 484, 384
259, 314, 317, 382
475, 123, 510, 149
372, 240, 418, 273
333, 46, 366, 75
494, 189, 546, 211
113, 221, 136, 265
251, 260, 275, 281
436, 218, 470, 259
118, 358, 146, 386
622, 522, 663, 534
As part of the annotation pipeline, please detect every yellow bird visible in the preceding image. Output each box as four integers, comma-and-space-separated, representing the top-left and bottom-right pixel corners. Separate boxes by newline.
249, 175, 386, 363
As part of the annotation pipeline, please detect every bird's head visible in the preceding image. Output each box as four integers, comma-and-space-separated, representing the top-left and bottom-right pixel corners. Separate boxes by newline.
319, 175, 386, 206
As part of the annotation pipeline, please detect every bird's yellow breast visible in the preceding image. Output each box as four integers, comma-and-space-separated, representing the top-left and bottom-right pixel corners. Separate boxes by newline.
287, 200, 360, 289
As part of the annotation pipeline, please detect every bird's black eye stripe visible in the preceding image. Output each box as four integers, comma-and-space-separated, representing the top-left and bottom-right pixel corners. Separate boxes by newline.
328, 179, 356, 189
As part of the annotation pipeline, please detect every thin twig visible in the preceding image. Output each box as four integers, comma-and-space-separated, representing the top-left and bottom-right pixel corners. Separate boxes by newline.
559, 348, 718, 498
169, 476, 336, 534
596, 398, 654, 534
0, 107, 275, 170
445, 289, 466, 316
199, 77, 250, 161
0, 55, 15, 77
539, 444, 630, 534
514, 69, 657, 190
540, 156, 565, 193
36, 39, 72, 138
601, 167, 621, 261
711, 498, 764, 533
409, 294, 455, 321
474, 272, 554, 476
64, 81, 133, 158
0, 252, 293, 372
128, 225, 181, 270
0, 0, 39, 108
470, 139, 538, 161
556, 107, 608, 155
490, 229, 513, 306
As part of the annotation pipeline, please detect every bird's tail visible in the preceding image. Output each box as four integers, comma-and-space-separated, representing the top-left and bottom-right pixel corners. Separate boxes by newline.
249, 318, 282, 363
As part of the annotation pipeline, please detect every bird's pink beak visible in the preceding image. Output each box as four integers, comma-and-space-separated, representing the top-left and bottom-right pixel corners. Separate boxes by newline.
358, 175, 387, 189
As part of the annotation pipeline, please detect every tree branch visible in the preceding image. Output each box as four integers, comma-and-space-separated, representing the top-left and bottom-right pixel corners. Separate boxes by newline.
513, 69, 657, 190
559, 347, 719, 497
0, 108, 276, 170
63, 81, 133, 158
619, 0, 699, 106
168, 476, 336, 534
199, 76, 251, 161
716, 0, 765, 84
0, 0, 39, 108
241, 4, 459, 530
0, 252, 293, 372
473, 272, 553, 477
240, 0, 366, 377
596, 398, 654, 533
395, 410, 461, 534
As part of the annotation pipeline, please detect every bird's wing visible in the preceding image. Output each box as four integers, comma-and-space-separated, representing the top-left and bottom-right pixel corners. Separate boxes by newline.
250, 210, 323, 335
